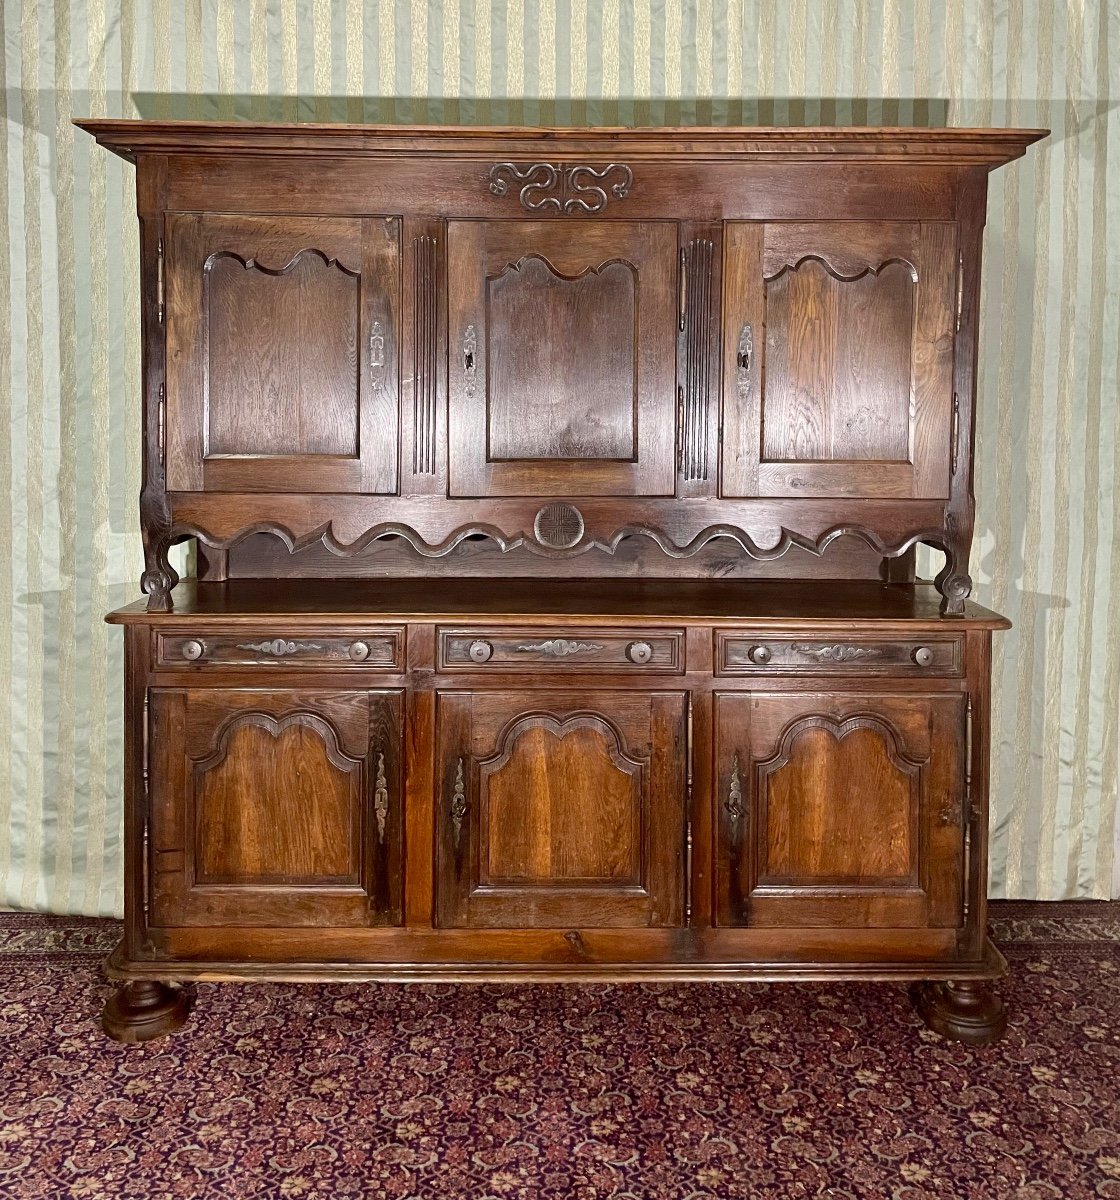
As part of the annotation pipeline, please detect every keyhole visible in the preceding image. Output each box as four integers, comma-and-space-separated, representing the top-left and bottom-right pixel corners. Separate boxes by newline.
464, 350, 474, 371
737, 351, 749, 369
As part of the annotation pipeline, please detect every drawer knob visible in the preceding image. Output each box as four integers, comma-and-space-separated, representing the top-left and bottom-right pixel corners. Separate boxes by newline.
348, 641, 371, 662
626, 641, 653, 665
181, 640, 204, 661
468, 639, 494, 663
748, 644, 772, 665
912, 645, 934, 667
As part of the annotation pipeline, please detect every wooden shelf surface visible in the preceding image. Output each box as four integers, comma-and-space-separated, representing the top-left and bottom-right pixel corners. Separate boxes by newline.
106, 579, 1010, 628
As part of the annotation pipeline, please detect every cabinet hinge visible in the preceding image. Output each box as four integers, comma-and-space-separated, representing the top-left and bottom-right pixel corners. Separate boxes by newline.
141, 690, 151, 929
955, 250, 964, 334
157, 382, 166, 467
685, 695, 693, 924
677, 247, 687, 330
156, 237, 165, 325
962, 695, 974, 921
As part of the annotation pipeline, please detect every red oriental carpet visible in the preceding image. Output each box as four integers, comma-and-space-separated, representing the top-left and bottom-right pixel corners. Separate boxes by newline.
0, 902, 1118, 1199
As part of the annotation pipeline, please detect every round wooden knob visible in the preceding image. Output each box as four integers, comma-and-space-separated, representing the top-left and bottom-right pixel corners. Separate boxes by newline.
348, 641, 371, 661
181, 640, 204, 661
468, 640, 494, 663
627, 641, 653, 664
748, 645, 772, 665
912, 645, 934, 667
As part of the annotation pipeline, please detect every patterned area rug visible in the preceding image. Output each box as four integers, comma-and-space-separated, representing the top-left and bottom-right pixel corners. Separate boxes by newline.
0, 904, 1118, 1199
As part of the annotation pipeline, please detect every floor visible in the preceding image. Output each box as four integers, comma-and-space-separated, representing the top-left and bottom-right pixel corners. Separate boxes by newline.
0, 904, 1118, 1199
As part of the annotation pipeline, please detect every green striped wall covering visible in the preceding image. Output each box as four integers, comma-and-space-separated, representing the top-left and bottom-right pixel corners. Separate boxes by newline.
2, 0, 1117, 911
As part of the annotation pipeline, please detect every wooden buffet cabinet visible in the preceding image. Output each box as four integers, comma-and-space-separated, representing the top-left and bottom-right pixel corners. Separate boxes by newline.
77, 119, 1045, 1044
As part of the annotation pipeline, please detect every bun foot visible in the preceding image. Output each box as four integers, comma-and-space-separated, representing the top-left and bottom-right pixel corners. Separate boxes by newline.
103, 980, 191, 1043
910, 979, 1007, 1046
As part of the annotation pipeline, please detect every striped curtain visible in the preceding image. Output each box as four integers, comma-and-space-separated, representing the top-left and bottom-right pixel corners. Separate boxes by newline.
2, 0, 1118, 913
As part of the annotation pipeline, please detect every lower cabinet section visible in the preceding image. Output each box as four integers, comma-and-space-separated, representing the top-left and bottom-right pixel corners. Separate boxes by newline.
116, 614, 1004, 1045
148, 687, 403, 927
714, 691, 966, 929
434, 689, 688, 928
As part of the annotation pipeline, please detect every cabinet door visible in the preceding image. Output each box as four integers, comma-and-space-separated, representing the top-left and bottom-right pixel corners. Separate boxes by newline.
715, 691, 965, 928
165, 214, 400, 493
436, 690, 686, 927
721, 221, 958, 499
447, 220, 677, 497
148, 688, 402, 927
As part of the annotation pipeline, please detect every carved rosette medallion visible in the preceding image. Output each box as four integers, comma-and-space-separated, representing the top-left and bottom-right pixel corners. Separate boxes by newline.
488, 162, 634, 214
534, 503, 585, 550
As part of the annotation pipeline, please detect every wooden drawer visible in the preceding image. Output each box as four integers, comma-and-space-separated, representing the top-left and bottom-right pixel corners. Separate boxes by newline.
715, 632, 963, 676
438, 627, 684, 673
155, 628, 405, 670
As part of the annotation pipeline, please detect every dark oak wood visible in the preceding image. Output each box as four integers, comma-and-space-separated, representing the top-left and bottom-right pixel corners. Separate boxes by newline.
910, 979, 1007, 1046
102, 980, 191, 1043
79, 120, 1043, 1044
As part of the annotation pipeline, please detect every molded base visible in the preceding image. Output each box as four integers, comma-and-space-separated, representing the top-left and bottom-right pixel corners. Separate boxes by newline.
102, 980, 191, 1043
910, 979, 1008, 1046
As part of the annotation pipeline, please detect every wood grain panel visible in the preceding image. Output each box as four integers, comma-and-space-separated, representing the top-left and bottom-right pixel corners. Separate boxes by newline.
165, 214, 400, 495
481, 721, 641, 884
447, 220, 677, 497
148, 687, 402, 928
715, 691, 965, 930
761, 724, 917, 885
761, 259, 914, 463
722, 220, 957, 503
194, 717, 359, 884
435, 689, 685, 929
487, 257, 637, 461
205, 251, 359, 457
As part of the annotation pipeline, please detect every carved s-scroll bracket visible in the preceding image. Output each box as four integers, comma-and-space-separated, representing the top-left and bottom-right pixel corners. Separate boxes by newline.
488, 162, 633, 214
450, 757, 467, 848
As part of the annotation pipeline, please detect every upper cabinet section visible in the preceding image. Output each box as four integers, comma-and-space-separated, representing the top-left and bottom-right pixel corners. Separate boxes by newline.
165, 214, 401, 494
75, 120, 1046, 612
721, 221, 958, 500
447, 219, 677, 497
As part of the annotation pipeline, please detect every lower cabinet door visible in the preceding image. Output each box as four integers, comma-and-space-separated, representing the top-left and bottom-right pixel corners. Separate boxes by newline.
148, 688, 402, 927
435, 689, 687, 928
715, 691, 966, 929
